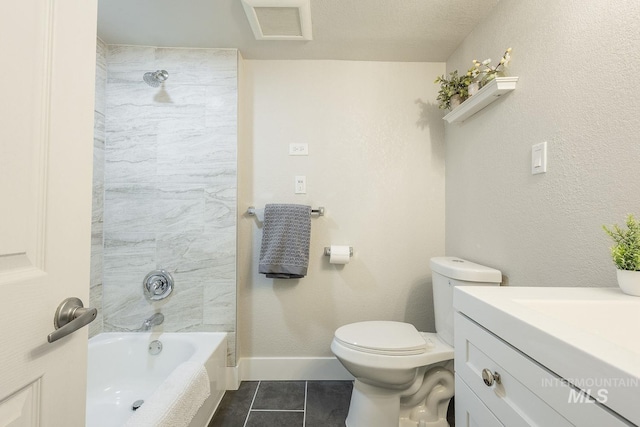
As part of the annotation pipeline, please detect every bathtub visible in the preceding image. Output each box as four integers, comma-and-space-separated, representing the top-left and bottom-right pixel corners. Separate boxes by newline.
86, 332, 227, 427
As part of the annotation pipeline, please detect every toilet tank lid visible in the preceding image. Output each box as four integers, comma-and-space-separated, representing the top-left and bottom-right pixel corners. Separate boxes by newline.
430, 257, 502, 283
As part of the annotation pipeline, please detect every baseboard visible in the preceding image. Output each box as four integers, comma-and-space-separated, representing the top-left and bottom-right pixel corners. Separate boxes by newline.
235, 357, 354, 382
226, 365, 241, 390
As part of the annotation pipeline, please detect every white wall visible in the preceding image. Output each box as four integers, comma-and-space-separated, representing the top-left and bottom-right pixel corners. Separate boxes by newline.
238, 60, 446, 358
445, 0, 640, 286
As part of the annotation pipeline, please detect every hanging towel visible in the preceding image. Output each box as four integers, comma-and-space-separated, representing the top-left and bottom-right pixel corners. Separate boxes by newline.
123, 362, 210, 427
259, 204, 311, 279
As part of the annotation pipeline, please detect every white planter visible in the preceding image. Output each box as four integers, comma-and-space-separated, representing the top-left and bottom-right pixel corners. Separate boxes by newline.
468, 82, 480, 96
616, 269, 640, 296
449, 94, 463, 109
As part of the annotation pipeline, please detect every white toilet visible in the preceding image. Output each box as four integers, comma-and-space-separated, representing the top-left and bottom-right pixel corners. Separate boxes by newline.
331, 257, 502, 427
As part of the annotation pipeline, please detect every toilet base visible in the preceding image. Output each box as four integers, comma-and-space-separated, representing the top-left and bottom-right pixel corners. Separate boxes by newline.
346, 365, 454, 427
346, 380, 402, 427
399, 419, 449, 427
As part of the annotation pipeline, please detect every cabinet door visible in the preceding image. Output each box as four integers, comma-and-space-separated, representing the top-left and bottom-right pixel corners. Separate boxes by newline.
455, 312, 633, 426
455, 312, 572, 426
455, 375, 503, 427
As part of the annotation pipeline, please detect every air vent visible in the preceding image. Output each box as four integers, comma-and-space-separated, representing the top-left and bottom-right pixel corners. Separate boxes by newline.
241, 0, 312, 40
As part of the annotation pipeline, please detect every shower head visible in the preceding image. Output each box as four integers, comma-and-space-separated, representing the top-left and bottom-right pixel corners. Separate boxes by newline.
143, 70, 169, 87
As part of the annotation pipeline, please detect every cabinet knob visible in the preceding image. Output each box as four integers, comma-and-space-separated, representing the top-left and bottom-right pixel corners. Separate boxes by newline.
482, 368, 501, 387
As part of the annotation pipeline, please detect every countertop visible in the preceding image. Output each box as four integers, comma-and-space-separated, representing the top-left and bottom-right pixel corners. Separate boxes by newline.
454, 286, 640, 425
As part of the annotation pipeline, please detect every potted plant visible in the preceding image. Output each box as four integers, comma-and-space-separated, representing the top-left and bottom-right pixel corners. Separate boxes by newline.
603, 214, 640, 296
435, 48, 514, 109
434, 70, 469, 110
472, 48, 513, 86
466, 65, 481, 96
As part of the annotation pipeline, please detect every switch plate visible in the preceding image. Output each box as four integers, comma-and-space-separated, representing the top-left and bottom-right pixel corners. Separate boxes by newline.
531, 141, 547, 175
295, 176, 306, 194
289, 143, 309, 156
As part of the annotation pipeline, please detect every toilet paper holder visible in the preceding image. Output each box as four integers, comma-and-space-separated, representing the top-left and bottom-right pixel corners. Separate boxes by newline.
323, 247, 353, 257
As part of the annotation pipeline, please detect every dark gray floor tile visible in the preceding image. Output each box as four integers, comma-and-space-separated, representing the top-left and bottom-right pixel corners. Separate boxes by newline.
245, 410, 304, 427
208, 381, 259, 427
252, 381, 306, 411
305, 381, 353, 427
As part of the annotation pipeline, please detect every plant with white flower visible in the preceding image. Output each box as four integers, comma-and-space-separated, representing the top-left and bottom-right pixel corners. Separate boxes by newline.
472, 48, 512, 85
466, 65, 480, 80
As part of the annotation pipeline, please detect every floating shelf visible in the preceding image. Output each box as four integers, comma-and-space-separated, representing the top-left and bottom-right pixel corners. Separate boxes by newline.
443, 76, 518, 124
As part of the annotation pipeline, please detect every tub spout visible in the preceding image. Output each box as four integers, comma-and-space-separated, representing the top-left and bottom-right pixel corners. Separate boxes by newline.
138, 313, 164, 331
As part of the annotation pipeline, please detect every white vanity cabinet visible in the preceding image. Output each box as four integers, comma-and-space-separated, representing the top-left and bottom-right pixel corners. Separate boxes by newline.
455, 375, 503, 427
453, 286, 639, 427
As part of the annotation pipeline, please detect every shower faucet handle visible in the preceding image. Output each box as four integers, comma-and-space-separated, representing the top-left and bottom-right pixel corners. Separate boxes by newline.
143, 269, 174, 301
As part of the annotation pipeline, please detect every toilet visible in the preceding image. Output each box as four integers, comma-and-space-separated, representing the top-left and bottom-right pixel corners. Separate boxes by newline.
331, 257, 502, 427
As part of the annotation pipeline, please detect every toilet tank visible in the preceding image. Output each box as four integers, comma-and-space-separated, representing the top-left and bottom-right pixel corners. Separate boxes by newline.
430, 257, 502, 346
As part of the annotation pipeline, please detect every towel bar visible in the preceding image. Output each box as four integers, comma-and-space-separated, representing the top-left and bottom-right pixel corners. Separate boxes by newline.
246, 206, 325, 216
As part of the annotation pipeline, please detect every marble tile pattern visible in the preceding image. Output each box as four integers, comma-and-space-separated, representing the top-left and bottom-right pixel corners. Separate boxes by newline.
97, 45, 238, 364
89, 38, 107, 338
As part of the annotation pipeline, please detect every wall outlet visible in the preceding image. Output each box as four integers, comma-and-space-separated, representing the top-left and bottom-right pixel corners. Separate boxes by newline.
289, 143, 309, 156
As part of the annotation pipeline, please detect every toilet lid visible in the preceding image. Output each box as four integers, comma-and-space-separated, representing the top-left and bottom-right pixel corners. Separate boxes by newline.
334, 321, 427, 355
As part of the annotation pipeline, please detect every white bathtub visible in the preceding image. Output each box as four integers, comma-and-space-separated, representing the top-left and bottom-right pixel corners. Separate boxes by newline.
86, 332, 227, 427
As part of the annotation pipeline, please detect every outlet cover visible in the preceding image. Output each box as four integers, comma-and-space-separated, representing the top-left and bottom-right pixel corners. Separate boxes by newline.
289, 143, 308, 156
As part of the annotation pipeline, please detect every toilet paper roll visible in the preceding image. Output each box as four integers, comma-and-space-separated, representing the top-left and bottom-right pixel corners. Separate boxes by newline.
329, 245, 351, 265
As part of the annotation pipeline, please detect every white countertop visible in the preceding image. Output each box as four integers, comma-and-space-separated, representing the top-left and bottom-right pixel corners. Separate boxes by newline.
454, 286, 640, 425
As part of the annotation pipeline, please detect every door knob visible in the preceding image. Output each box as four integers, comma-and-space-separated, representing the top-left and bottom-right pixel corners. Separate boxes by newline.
482, 368, 501, 387
47, 297, 97, 343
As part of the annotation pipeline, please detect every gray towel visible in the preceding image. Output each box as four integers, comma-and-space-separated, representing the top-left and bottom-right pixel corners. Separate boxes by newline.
259, 204, 311, 279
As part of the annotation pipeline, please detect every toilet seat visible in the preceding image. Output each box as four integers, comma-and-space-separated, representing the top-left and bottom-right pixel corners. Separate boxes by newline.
334, 321, 427, 356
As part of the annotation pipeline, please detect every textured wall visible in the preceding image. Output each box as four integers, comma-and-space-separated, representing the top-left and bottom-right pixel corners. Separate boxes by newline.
238, 60, 446, 358
445, 0, 640, 286
95, 45, 238, 363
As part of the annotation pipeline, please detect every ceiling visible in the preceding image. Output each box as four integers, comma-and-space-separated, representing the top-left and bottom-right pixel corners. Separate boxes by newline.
97, 0, 500, 62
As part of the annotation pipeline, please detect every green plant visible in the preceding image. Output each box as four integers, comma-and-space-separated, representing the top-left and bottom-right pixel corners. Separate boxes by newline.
434, 70, 468, 110
603, 214, 640, 271
435, 48, 514, 109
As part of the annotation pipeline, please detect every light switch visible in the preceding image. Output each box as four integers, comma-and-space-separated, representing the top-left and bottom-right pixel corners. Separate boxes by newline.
295, 176, 306, 194
531, 141, 547, 175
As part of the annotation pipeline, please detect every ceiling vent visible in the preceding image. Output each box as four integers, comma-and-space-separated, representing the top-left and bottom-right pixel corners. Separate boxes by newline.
241, 0, 312, 41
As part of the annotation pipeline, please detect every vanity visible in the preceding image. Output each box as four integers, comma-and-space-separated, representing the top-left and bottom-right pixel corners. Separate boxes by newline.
453, 286, 640, 426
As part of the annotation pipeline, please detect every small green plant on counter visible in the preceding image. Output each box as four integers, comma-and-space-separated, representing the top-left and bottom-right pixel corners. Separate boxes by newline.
603, 214, 640, 271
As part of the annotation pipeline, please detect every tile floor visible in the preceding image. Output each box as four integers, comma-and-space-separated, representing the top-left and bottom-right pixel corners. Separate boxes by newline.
208, 381, 353, 427
209, 380, 455, 427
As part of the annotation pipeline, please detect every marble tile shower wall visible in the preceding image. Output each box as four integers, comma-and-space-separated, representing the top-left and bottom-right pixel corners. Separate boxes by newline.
89, 38, 107, 338
100, 45, 238, 363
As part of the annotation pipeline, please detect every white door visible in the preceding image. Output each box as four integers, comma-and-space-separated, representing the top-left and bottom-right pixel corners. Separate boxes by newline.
0, 0, 97, 425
